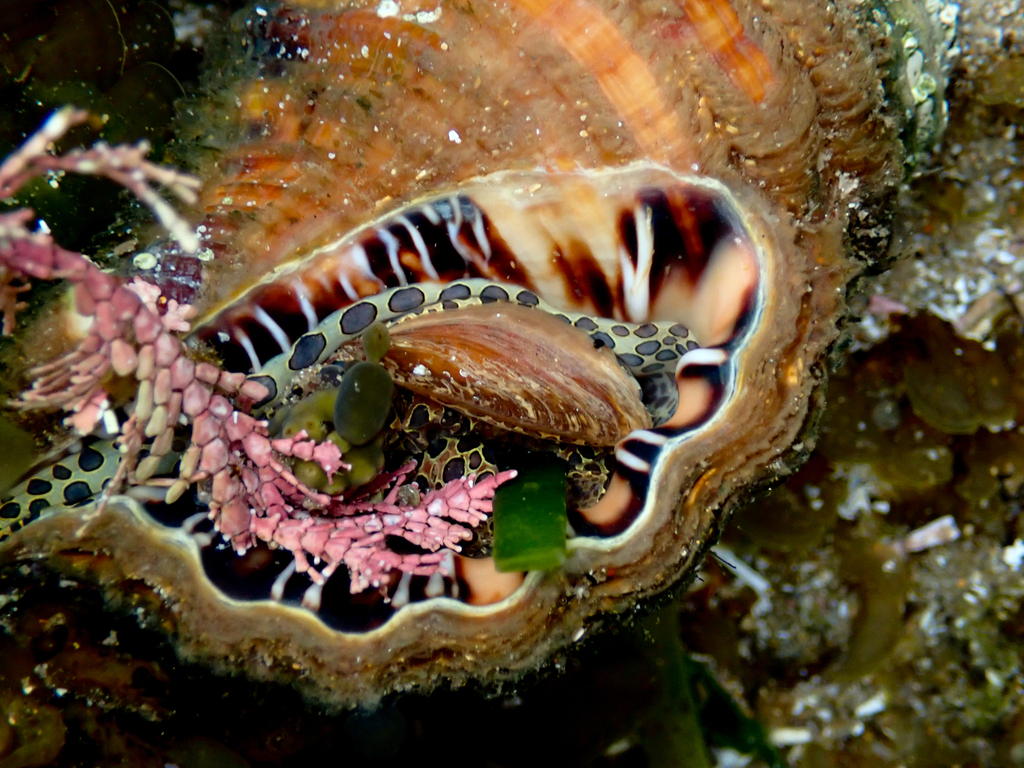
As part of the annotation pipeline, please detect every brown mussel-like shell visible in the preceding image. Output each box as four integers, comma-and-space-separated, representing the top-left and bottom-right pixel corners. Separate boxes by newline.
382, 302, 652, 446
0, 0, 955, 707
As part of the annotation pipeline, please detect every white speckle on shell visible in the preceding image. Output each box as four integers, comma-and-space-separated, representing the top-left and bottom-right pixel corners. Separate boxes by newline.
133, 252, 158, 270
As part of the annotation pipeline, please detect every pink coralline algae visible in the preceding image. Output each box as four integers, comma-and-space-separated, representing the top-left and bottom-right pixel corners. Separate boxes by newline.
0, 109, 515, 595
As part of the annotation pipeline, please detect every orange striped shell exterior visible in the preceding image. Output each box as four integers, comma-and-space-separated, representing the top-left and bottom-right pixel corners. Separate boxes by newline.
187, 0, 899, 310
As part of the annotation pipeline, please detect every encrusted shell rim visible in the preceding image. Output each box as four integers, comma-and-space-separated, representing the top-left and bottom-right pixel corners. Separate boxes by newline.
0, 166, 833, 709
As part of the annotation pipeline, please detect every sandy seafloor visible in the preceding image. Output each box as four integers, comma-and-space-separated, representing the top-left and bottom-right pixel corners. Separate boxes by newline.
1, 0, 1024, 766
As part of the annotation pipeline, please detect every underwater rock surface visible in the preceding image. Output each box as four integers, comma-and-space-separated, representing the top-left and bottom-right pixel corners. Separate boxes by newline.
672, 5, 1024, 762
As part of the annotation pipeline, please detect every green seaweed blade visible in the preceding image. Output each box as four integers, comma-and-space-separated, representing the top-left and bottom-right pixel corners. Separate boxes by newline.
492, 461, 568, 572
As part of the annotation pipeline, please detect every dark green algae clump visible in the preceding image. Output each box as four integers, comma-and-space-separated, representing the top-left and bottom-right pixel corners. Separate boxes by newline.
278, 323, 394, 495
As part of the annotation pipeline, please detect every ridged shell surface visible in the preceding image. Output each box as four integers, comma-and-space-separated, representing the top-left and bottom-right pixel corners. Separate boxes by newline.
0, 0, 950, 705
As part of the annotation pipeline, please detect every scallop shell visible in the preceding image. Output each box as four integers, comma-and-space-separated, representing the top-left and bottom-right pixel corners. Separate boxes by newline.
1, 0, 953, 705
